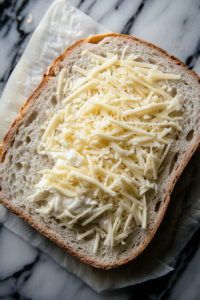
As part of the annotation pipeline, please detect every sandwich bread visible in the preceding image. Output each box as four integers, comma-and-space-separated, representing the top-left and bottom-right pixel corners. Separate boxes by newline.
0, 33, 200, 269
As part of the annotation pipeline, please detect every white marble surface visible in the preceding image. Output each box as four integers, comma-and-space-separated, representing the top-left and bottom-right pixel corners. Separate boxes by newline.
1, 0, 200, 299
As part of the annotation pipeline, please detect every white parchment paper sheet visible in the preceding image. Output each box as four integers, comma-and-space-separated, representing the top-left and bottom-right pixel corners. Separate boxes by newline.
1, 0, 200, 293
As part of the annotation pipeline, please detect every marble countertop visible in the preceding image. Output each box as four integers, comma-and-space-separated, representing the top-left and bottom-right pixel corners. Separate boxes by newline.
1, 0, 200, 299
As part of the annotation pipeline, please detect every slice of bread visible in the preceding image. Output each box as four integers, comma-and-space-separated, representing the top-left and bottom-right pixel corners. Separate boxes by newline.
0, 33, 200, 269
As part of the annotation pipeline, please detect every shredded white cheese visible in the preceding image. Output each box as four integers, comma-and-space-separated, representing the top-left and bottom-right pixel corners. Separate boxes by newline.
29, 50, 182, 253
27, 14, 33, 24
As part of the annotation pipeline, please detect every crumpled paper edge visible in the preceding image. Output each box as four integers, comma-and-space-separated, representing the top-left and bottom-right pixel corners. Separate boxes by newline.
1, 0, 200, 293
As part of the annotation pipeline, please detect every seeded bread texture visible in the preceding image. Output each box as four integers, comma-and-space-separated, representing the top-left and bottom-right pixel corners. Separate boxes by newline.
0, 33, 200, 269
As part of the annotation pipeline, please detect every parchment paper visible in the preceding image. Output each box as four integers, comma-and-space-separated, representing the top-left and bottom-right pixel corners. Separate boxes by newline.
1, 0, 200, 293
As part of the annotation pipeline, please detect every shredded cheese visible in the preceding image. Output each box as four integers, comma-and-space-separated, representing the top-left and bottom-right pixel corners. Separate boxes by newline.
27, 14, 33, 24
29, 49, 182, 252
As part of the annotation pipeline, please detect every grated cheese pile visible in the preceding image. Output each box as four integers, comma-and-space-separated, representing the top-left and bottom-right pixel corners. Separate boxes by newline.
29, 50, 182, 254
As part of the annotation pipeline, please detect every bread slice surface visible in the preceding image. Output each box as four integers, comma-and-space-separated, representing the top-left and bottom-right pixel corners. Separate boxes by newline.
0, 33, 200, 269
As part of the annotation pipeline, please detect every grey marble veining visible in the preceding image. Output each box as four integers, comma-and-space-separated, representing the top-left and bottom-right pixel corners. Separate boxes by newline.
0, 0, 55, 98
1, 0, 200, 299
0, 225, 134, 299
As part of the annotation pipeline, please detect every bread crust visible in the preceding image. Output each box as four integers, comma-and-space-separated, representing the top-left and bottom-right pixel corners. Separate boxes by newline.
1, 33, 200, 269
